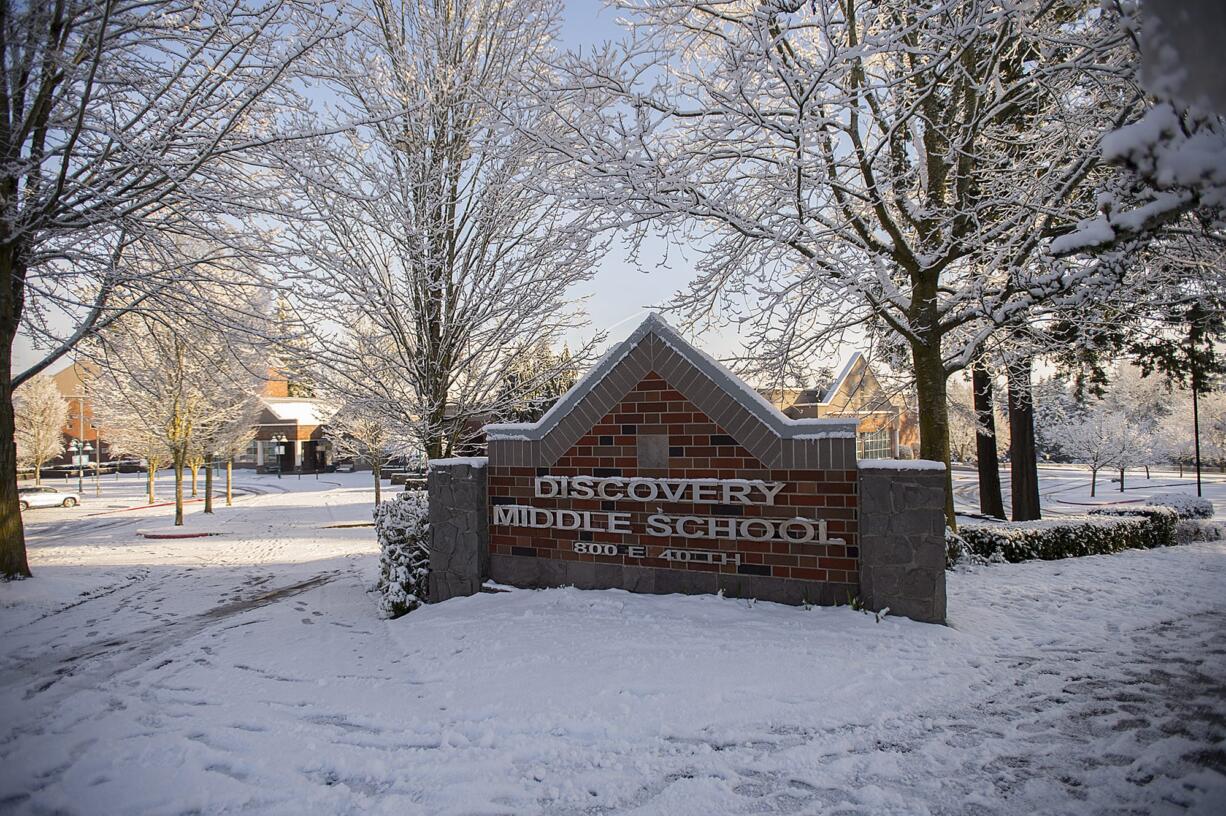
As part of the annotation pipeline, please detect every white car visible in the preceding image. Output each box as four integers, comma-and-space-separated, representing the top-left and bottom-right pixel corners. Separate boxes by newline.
18, 486, 81, 511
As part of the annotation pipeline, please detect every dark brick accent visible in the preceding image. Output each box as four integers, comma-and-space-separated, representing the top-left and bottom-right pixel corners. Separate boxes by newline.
511, 546, 537, 557
593, 467, 621, 477
490, 496, 516, 506
737, 563, 772, 576
711, 504, 743, 516
621, 424, 636, 435
668, 446, 684, 457
710, 434, 737, 445
599, 435, 614, 445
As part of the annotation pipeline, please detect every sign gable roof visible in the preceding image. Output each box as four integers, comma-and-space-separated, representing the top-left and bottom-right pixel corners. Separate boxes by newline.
484, 314, 856, 468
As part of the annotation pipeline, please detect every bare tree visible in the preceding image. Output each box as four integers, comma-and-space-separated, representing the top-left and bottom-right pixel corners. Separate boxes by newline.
0, 0, 339, 576
273, 0, 602, 459
13, 375, 68, 485
208, 416, 260, 510
326, 402, 398, 505
88, 285, 269, 526
536, 0, 1139, 526
99, 401, 172, 505
1051, 405, 1124, 498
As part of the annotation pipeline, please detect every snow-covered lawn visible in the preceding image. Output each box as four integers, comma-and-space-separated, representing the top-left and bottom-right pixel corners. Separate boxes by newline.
1, 476, 1224, 815
951, 464, 1226, 519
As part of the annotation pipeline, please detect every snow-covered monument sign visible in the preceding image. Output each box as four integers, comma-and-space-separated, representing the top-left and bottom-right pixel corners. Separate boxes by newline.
427, 315, 947, 623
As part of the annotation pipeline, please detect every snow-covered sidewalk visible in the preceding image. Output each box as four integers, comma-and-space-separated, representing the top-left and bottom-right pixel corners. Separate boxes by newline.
1, 481, 1224, 814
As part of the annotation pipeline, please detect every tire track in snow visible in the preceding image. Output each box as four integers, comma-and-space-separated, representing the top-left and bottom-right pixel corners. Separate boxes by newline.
0, 572, 340, 750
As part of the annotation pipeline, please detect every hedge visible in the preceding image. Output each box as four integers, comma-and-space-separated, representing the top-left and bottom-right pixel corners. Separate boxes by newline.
958, 507, 1178, 564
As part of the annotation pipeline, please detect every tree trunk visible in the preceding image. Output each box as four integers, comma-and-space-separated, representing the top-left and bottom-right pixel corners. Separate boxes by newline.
373, 462, 382, 505
204, 461, 214, 514
0, 333, 31, 578
190, 464, 199, 497
226, 459, 233, 507
971, 358, 1005, 519
34, 461, 41, 486
174, 453, 186, 526
148, 463, 156, 504
1090, 467, 1097, 497
911, 338, 955, 529
1007, 358, 1041, 521
1119, 467, 1125, 492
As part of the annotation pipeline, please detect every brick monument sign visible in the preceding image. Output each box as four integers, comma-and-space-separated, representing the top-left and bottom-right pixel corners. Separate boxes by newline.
428, 314, 946, 623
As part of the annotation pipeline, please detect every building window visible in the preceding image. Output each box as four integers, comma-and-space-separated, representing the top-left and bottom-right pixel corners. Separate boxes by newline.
236, 441, 258, 464
857, 426, 891, 460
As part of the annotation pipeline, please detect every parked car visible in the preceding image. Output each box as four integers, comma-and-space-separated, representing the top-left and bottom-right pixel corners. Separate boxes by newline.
18, 486, 81, 511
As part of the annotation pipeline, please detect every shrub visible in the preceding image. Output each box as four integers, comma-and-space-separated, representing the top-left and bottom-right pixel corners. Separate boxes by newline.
1087, 505, 1180, 546
374, 490, 430, 618
1144, 494, 1214, 519
1177, 519, 1225, 543
958, 511, 1177, 564
945, 527, 989, 568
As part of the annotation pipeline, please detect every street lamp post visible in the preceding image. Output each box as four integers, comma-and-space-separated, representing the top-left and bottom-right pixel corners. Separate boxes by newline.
69, 440, 92, 496
90, 428, 101, 497
273, 434, 287, 479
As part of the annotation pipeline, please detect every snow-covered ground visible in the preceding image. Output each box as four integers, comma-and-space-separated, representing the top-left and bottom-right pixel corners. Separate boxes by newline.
1, 473, 1224, 815
951, 464, 1226, 519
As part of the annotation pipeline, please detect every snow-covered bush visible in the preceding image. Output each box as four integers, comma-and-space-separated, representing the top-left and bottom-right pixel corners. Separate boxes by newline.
1176, 519, 1225, 544
374, 491, 430, 619
1144, 494, 1214, 520
959, 511, 1177, 564
945, 527, 988, 569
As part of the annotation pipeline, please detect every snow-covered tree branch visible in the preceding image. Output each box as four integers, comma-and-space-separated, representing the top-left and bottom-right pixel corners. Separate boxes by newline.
525, 0, 1139, 524
271, 0, 604, 461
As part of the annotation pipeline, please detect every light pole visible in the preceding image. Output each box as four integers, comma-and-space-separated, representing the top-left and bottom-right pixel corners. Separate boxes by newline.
69, 440, 92, 495
83, 442, 94, 496
273, 434, 287, 479
69, 440, 81, 491
91, 424, 101, 497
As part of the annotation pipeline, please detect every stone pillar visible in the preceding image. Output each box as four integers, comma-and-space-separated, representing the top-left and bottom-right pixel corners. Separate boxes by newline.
427, 459, 489, 603
857, 463, 947, 624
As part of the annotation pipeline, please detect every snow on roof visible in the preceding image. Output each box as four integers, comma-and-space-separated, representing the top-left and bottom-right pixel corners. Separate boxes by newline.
260, 398, 338, 426
821, 352, 864, 404
484, 313, 858, 441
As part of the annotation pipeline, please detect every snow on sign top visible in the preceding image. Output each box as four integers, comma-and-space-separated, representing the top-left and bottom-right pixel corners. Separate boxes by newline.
483, 313, 857, 442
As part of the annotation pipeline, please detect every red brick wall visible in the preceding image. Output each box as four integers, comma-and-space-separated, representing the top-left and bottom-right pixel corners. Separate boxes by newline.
487, 372, 859, 586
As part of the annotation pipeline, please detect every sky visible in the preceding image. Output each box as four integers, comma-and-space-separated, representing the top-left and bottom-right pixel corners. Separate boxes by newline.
9, 1, 803, 381
553, 1, 751, 359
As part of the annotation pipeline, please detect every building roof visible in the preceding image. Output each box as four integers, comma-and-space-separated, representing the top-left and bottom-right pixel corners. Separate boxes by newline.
259, 398, 338, 427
